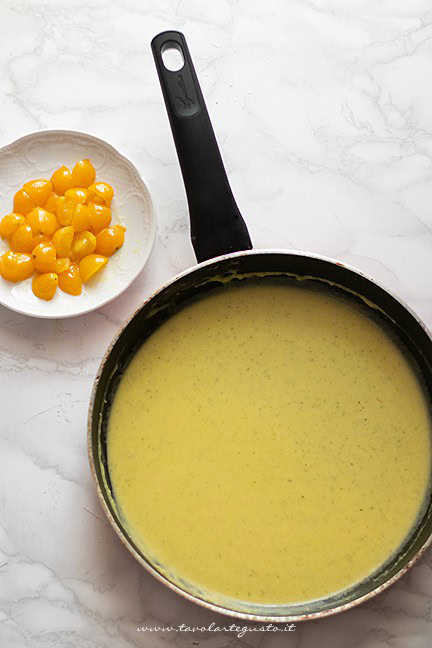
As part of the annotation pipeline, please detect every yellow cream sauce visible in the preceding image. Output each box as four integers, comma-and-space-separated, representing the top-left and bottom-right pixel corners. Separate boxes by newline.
108, 279, 431, 604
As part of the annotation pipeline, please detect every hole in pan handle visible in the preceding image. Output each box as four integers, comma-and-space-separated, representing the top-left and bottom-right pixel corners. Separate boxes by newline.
161, 41, 185, 72
151, 30, 253, 263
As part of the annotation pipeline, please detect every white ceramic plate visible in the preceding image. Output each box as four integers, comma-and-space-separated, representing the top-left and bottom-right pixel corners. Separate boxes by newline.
0, 129, 156, 318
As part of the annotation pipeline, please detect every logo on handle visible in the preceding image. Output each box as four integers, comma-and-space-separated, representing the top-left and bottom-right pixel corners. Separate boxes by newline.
176, 74, 195, 111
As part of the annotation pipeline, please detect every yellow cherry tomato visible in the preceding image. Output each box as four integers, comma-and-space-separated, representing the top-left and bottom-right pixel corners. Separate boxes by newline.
71, 204, 90, 232
52, 226, 74, 257
23, 179, 52, 207
88, 182, 114, 206
54, 257, 71, 274
51, 166, 72, 196
13, 189, 36, 215
39, 209, 58, 235
31, 233, 51, 251
0, 251, 34, 282
32, 272, 58, 301
44, 192, 59, 214
79, 254, 107, 282
58, 262, 82, 296
56, 196, 75, 226
32, 241, 57, 273
27, 207, 59, 236
26, 208, 41, 233
95, 225, 126, 256
88, 202, 111, 232
88, 193, 105, 205
0, 213, 25, 238
9, 224, 34, 253
70, 231, 96, 261
72, 159, 96, 188
64, 188, 88, 204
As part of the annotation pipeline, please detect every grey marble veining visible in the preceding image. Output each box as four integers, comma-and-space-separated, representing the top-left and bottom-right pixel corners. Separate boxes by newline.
1, 0, 432, 646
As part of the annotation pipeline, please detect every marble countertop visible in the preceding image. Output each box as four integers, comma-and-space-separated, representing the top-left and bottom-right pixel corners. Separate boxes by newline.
2, 1, 432, 646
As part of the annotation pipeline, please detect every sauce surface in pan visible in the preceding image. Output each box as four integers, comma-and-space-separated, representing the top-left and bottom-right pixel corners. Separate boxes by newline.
107, 279, 431, 604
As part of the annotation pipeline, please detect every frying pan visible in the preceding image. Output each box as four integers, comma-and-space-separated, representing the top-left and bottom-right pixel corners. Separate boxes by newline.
88, 30, 432, 622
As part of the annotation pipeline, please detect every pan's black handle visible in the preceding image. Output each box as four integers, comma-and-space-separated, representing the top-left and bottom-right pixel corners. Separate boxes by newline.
151, 31, 253, 263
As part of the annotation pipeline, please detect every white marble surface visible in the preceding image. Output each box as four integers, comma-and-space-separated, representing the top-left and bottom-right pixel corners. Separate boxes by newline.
1, 0, 432, 646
